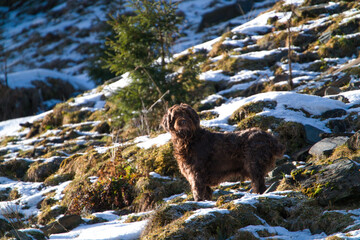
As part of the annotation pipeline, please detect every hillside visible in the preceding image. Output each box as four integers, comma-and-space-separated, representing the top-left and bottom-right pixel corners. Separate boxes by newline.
0, 0, 273, 121
0, 0, 360, 239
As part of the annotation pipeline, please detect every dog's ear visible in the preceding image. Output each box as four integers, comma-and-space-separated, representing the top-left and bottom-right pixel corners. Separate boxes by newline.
181, 103, 200, 128
161, 112, 170, 131
162, 105, 177, 132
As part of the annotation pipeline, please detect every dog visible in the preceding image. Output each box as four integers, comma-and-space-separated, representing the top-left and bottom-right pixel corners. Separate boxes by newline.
162, 103, 285, 201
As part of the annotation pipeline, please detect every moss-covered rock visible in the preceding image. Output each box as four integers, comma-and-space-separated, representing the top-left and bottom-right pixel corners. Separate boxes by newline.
25, 157, 64, 182
229, 100, 277, 125
0, 159, 31, 180
318, 36, 360, 58
134, 177, 188, 212
286, 158, 360, 206
122, 142, 180, 178
141, 201, 261, 240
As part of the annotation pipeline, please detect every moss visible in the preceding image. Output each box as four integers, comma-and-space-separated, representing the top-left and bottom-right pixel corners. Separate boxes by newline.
229, 101, 277, 125
62, 110, 92, 125
125, 213, 151, 223
142, 201, 261, 240
25, 160, 61, 182
302, 182, 330, 198
198, 111, 219, 121
44, 173, 74, 186
122, 142, 179, 178
291, 167, 318, 181
318, 36, 360, 58
214, 53, 240, 75
133, 176, 188, 212
9, 188, 21, 200
0, 159, 31, 180
37, 204, 67, 225
0, 136, 18, 147
208, 32, 247, 58
257, 31, 288, 50
236, 115, 283, 132
327, 144, 360, 164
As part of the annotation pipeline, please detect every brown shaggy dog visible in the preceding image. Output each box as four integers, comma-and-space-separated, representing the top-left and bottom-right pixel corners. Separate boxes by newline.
162, 103, 285, 201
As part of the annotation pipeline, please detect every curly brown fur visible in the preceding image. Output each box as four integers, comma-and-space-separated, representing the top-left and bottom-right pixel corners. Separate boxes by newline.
162, 103, 285, 201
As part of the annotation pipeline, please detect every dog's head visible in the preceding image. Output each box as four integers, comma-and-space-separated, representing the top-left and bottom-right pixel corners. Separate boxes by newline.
162, 103, 200, 138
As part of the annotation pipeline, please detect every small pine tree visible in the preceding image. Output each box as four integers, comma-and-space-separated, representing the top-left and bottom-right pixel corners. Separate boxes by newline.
105, 0, 183, 133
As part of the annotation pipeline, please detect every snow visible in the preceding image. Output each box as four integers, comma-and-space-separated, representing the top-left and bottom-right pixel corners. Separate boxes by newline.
149, 172, 173, 180
238, 225, 327, 239
0, 110, 51, 138
135, 133, 171, 149
49, 219, 148, 240
199, 70, 229, 82
202, 91, 347, 132
7, 68, 93, 90
185, 208, 230, 223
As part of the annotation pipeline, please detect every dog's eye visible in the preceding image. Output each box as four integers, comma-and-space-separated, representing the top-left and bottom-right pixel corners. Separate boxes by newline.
180, 120, 186, 125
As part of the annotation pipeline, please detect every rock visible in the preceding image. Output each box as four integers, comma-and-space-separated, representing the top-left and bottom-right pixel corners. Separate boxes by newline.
64, 130, 81, 140
291, 145, 311, 162
327, 119, 351, 133
0, 219, 12, 237
324, 86, 341, 95
8, 230, 32, 240
26, 124, 40, 138
309, 136, 349, 158
268, 163, 296, 179
320, 108, 347, 120
346, 131, 360, 151
41, 214, 83, 235
304, 124, 324, 144
0, 159, 31, 180
92, 121, 110, 134
197, 1, 254, 32
291, 158, 360, 206
328, 94, 350, 103
264, 181, 280, 193
25, 157, 64, 182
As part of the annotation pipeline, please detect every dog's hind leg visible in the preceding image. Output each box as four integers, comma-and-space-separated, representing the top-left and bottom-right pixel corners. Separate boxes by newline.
250, 172, 267, 194
204, 186, 213, 200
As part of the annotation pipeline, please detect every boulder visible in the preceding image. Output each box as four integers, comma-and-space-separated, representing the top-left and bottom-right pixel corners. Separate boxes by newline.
41, 214, 83, 235
324, 86, 341, 96
327, 119, 351, 133
320, 108, 347, 120
346, 131, 360, 151
304, 124, 323, 144
309, 136, 349, 158
268, 163, 296, 179
291, 158, 360, 206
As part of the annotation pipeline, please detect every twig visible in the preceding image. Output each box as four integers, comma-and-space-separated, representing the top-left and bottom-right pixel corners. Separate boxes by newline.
147, 89, 170, 113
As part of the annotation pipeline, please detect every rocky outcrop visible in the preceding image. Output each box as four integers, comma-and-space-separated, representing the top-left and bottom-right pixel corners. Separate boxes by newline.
309, 136, 349, 158
287, 158, 360, 206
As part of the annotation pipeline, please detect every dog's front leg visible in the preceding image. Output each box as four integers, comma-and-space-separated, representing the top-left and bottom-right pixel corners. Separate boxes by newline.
188, 175, 206, 201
